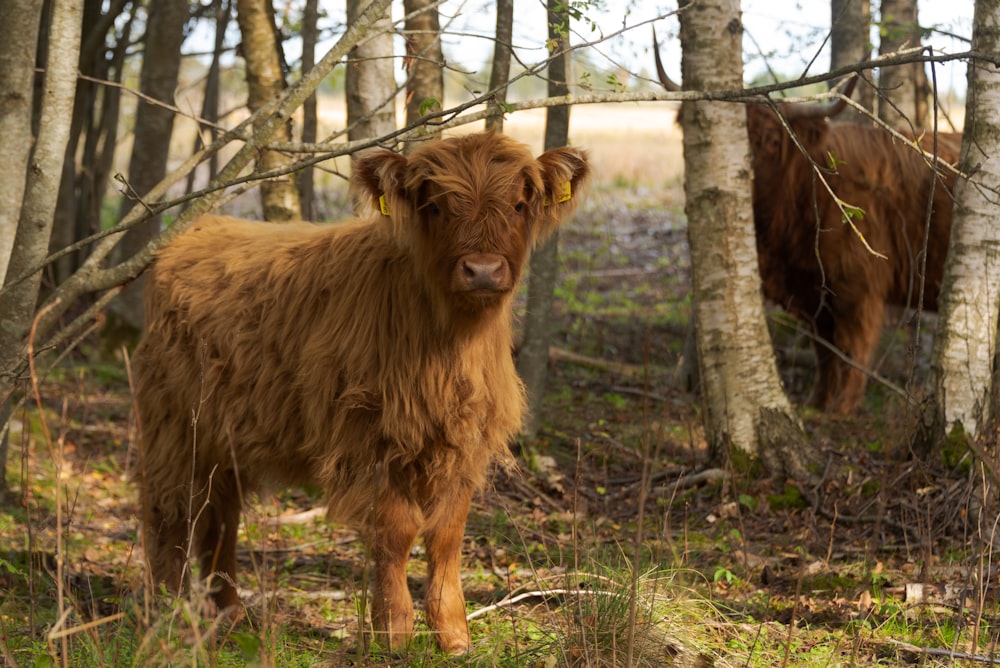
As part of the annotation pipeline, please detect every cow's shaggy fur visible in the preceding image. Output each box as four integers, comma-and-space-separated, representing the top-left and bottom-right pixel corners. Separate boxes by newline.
747, 103, 961, 412
134, 131, 590, 653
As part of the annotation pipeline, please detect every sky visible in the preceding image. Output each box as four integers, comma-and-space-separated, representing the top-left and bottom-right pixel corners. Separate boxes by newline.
416, 0, 976, 94
245, 0, 975, 96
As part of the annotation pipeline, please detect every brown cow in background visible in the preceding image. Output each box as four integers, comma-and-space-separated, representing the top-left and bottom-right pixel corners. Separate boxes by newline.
654, 38, 961, 412
745, 103, 960, 412
134, 131, 590, 653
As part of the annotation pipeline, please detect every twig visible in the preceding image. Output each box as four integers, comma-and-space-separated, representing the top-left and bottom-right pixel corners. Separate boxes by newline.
47, 612, 126, 641
465, 588, 615, 621
548, 346, 667, 380
648, 468, 729, 496
251, 506, 328, 525
886, 639, 1000, 665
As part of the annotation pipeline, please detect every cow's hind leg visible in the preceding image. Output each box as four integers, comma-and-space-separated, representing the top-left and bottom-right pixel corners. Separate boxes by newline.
808, 314, 840, 410
193, 469, 243, 612
829, 299, 886, 413
423, 483, 473, 654
369, 486, 422, 650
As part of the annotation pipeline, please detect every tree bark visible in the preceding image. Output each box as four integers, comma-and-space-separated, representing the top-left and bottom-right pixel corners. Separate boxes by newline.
346, 0, 396, 140
237, 0, 302, 221
112, 0, 189, 333
517, 0, 571, 439
74, 9, 131, 281
0, 0, 83, 503
185, 0, 231, 197
929, 0, 1000, 443
0, 2, 42, 282
830, 0, 875, 120
679, 0, 813, 479
300, 0, 318, 220
485, 0, 514, 131
878, 0, 930, 128
403, 0, 443, 146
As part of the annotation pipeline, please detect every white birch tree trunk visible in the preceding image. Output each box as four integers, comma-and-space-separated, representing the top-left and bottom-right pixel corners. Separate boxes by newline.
1, 0, 82, 355
931, 0, 1000, 441
0, 3, 42, 282
680, 0, 812, 477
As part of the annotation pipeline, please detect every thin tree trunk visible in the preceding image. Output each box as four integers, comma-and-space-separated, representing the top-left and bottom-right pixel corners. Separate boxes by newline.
879, 0, 930, 128
0, 0, 83, 499
346, 0, 396, 140
300, 0, 318, 220
237, 0, 302, 221
0, 2, 42, 282
403, 0, 443, 146
929, 0, 1000, 443
186, 0, 231, 197
112, 0, 189, 333
77, 13, 131, 277
485, 0, 514, 132
830, 0, 874, 120
50, 0, 114, 286
517, 0, 571, 439
679, 0, 813, 478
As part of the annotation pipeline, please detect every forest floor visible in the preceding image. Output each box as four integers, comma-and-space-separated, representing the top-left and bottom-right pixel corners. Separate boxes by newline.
2, 178, 998, 666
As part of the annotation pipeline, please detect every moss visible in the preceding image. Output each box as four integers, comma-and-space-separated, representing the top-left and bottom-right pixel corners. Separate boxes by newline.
940, 422, 972, 472
727, 447, 762, 478
766, 484, 807, 511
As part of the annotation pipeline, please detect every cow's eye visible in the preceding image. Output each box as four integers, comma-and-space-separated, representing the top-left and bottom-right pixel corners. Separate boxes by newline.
514, 202, 525, 213
425, 202, 441, 216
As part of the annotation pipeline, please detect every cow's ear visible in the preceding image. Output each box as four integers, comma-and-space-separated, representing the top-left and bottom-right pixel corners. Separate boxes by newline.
350, 148, 408, 217
534, 146, 591, 243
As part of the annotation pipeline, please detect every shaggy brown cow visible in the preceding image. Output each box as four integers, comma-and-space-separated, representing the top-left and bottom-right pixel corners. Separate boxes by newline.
133, 131, 590, 653
744, 104, 960, 412
654, 38, 961, 412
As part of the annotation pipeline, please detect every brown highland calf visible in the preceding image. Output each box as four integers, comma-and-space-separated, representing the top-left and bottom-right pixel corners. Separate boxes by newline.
654, 38, 961, 412
134, 131, 590, 653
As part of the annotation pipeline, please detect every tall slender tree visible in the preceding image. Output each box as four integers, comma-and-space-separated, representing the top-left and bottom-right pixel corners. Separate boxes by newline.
237, 0, 302, 221
300, 0, 319, 220
0, 0, 83, 503
185, 0, 232, 197
830, 0, 875, 120
679, 0, 813, 478
928, 0, 1000, 444
402, 0, 444, 144
517, 0, 571, 439
346, 0, 396, 140
0, 2, 42, 282
485, 0, 514, 132
113, 0, 189, 332
878, 0, 930, 128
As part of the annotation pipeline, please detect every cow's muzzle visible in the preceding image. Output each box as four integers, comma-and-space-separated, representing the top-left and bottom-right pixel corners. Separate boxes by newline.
454, 253, 512, 293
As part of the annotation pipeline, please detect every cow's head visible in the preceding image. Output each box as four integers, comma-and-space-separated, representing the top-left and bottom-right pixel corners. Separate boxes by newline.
351, 132, 590, 317
653, 26, 855, 184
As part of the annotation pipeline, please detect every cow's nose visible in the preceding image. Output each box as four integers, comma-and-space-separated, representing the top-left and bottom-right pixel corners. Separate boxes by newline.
461, 256, 508, 291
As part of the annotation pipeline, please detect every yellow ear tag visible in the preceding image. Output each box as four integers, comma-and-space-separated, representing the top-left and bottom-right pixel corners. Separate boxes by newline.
378, 194, 391, 216
543, 181, 572, 206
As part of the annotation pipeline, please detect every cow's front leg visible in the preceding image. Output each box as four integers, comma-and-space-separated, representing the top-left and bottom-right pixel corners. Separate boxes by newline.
423, 483, 473, 654
370, 487, 422, 650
